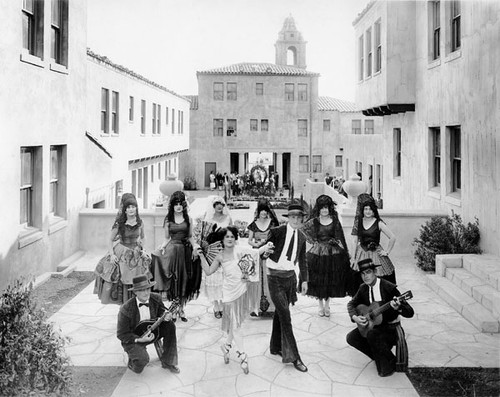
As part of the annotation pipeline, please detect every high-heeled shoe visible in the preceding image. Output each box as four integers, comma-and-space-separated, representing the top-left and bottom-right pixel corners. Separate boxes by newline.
324, 306, 331, 317
220, 342, 231, 364
237, 351, 249, 374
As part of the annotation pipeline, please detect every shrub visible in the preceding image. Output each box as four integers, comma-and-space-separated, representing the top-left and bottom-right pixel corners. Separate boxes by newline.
183, 174, 197, 190
0, 279, 72, 396
413, 212, 481, 271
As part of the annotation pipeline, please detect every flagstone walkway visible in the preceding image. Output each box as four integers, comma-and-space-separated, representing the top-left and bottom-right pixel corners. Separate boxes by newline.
48, 192, 500, 397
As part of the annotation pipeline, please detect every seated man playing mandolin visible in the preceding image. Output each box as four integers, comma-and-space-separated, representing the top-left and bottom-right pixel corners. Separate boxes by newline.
346, 258, 414, 377
117, 274, 180, 374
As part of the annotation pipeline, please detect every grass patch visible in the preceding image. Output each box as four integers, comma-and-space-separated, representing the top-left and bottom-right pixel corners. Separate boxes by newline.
69, 366, 126, 397
407, 367, 500, 397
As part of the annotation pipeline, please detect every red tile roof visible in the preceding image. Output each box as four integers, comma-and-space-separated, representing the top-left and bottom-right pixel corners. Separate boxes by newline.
318, 96, 358, 112
197, 62, 319, 77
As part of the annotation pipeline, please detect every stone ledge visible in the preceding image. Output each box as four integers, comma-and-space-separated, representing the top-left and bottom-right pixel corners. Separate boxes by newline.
435, 254, 463, 277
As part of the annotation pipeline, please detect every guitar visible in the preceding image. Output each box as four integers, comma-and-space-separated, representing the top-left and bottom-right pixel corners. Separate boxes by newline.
134, 299, 180, 345
356, 290, 413, 337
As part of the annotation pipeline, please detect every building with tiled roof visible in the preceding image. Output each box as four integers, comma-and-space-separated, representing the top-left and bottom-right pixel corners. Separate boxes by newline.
181, 16, 375, 189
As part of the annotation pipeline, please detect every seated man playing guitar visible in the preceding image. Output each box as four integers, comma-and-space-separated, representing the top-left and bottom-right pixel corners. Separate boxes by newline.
346, 258, 414, 377
117, 274, 180, 374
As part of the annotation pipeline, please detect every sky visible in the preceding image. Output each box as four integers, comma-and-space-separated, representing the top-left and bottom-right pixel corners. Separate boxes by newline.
87, 0, 370, 102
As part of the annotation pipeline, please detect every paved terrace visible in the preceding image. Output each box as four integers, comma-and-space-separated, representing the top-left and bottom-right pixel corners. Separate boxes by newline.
48, 192, 500, 397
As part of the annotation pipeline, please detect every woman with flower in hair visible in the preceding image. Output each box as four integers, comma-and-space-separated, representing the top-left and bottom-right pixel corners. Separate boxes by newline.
301, 194, 352, 317
352, 195, 397, 284
152, 191, 201, 322
247, 198, 280, 316
198, 226, 273, 375
94, 193, 151, 305
201, 195, 233, 318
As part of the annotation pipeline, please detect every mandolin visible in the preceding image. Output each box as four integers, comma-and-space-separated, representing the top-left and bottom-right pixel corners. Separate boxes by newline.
356, 290, 413, 337
134, 299, 180, 345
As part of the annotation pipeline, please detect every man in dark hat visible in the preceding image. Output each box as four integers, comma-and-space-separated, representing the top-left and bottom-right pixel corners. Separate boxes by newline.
346, 258, 414, 377
262, 202, 309, 372
117, 275, 179, 374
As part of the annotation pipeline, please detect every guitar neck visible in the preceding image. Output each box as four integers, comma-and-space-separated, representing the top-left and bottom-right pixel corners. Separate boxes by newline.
369, 292, 411, 318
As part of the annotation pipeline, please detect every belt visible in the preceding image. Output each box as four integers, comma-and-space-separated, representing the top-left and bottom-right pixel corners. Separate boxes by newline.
268, 269, 295, 278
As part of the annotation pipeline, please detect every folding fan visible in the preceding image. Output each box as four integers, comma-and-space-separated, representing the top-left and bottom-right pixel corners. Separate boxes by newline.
193, 220, 222, 266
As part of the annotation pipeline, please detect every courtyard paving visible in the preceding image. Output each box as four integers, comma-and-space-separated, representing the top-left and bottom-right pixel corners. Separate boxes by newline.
48, 191, 500, 396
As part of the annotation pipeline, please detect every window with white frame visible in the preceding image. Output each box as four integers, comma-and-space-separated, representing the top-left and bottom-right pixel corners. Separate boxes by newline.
299, 155, 309, 173
227, 119, 237, 136
285, 83, 294, 101
213, 119, 223, 136
449, 126, 461, 192
335, 155, 343, 168
451, 1, 461, 52
365, 119, 374, 134
298, 84, 307, 101
250, 119, 258, 131
358, 35, 364, 81
430, 127, 441, 187
323, 119, 331, 132
50, 0, 68, 66
171, 108, 175, 134
111, 91, 119, 134
141, 99, 146, 134
366, 27, 372, 77
101, 88, 109, 134
178, 110, 181, 133
431, 1, 440, 60
157, 104, 161, 134
256, 83, 263, 96
20, 146, 42, 228
394, 128, 402, 177
129, 96, 134, 122
214, 82, 223, 101
180, 110, 183, 134
49, 145, 66, 217
152, 104, 157, 134
227, 83, 237, 100
374, 19, 382, 72
261, 119, 268, 131
352, 119, 361, 134
298, 119, 308, 137
165, 106, 169, 124
22, 0, 44, 58
312, 155, 322, 173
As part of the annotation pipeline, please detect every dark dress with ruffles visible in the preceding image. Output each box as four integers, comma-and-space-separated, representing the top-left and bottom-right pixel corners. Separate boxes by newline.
302, 217, 354, 299
151, 220, 202, 305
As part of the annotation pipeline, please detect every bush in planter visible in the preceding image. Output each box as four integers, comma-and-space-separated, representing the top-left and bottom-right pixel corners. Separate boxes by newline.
0, 279, 72, 396
413, 212, 481, 272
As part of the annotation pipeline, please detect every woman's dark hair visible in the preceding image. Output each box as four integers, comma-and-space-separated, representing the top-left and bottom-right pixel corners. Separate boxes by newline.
255, 199, 279, 226
113, 193, 142, 235
165, 191, 190, 228
356, 199, 384, 234
311, 194, 338, 219
216, 225, 239, 245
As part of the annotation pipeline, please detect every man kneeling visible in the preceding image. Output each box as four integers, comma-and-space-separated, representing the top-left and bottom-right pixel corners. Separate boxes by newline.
346, 259, 414, 377
117, 275, 179, 374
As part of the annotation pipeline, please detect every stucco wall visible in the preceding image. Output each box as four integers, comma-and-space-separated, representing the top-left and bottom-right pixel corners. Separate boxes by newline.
0, 0, 88, 291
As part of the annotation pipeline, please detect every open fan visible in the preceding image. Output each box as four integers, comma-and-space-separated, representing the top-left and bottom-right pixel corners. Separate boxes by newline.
193, 220, 222, 266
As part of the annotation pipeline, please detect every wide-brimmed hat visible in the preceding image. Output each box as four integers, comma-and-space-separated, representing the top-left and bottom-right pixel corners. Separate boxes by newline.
357, 258, 381, 272
128, 274, 156, 291
282, 203, 305, 217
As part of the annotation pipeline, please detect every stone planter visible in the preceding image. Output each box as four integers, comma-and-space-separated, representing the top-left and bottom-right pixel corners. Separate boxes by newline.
342, 174, 368, 208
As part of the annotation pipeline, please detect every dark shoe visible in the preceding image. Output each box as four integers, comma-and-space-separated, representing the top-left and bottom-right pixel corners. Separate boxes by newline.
293, 359, 308, 372
218, 311, 223, 318
270, 350, 282, 357
214, 311, 222, 319
162, 362, 180, 374
379, 368, 396, 377
250, 311, 258, 317
127, 360, 142, 374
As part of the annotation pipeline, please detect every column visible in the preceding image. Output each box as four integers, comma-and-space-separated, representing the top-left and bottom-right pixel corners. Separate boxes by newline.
276, 152, 283, 189
238, 152, 245, 175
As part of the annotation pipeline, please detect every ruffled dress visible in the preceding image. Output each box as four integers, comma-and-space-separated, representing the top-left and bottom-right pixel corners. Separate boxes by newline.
220, 246, 260, 333
353, 219, 395, 279
94, 222, 152, 305
302, 217, 353, 299
151, 220, 202, 304
247, 220, 276, 313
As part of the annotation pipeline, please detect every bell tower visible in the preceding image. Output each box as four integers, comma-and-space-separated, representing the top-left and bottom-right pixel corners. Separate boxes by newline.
275, 15, 307, 69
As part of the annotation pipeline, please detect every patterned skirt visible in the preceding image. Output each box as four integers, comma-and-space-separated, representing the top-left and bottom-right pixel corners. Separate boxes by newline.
353, 244, 395, 277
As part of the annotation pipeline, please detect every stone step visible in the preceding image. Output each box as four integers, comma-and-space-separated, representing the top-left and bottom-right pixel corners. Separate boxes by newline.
462, 255, 500, 292
446, 267, 500, 318
426, 274, 499, 333
55, 250, 86, 276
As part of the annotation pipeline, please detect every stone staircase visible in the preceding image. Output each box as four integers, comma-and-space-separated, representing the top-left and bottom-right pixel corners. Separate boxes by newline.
426, 254, 500, 333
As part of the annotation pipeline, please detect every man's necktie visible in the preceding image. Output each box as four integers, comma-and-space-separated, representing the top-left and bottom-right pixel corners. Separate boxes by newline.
286, 230, 296, 261
139, 302, 149, 308
370, 286, 375, 303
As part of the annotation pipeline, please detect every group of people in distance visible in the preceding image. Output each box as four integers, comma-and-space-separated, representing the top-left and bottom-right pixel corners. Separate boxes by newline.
94, 189, 414, 378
